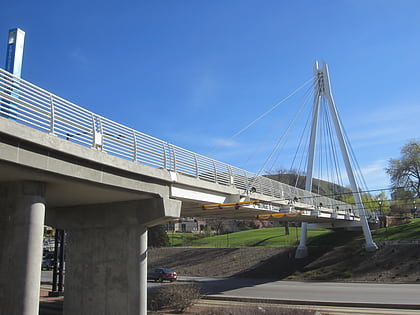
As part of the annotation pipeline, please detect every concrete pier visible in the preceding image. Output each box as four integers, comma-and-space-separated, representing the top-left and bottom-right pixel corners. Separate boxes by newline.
295, 222, 308, 259
0, 181, 46, 315
46, 198, 181, 315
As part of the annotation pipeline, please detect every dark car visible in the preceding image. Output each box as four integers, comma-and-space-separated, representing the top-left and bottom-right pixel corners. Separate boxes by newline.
42, 258, 55, 270
147, 268, 177, 282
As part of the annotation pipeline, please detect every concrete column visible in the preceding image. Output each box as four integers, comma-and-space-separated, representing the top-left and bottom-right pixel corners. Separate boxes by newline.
46, 198, 181, 315
295, 222, 308, 259
63, 225, 148, 315
0, 181, 46, 315
138, 226, 148, 315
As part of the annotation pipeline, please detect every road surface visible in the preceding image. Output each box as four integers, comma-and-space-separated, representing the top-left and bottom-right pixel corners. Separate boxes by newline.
40, 272, 420, 312
183, 277, 420, 309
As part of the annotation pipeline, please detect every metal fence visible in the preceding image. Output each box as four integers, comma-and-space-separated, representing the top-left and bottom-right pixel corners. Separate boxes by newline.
0, 68, 358, 214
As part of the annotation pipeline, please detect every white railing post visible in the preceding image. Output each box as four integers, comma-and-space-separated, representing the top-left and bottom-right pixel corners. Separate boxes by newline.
92, 115, 103, 150
194, 154, 199, 178
212, 160, 217, 184
226, 166, 232, 186
270, 179, 275, 198
162, 143, 167, 169
170, 144, 176, 172
49, 94, 55, 135
133, 133, 138, 162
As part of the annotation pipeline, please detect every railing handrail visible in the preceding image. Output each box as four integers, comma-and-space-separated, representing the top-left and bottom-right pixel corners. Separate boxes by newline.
0, 67, 360, 215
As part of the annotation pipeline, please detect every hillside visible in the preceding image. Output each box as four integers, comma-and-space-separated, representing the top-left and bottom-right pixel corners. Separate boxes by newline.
168, 226, 333, 248
149, 242, 420, 283
149, 220, 420, 283
264, 173, 352, 198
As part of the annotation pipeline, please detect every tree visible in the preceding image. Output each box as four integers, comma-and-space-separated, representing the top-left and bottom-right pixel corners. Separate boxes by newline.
206, 218, 226, 234
388, 188, 415, 217
148, 225, 170, 247
373, 191, 390, 215
386, 140, 420, 199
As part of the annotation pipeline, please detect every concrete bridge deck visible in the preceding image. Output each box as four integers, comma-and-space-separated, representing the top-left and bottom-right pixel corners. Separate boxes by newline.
0, 117, 361, 223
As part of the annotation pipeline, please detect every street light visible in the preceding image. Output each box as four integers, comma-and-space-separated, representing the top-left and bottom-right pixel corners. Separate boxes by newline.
377, 198, 383, 216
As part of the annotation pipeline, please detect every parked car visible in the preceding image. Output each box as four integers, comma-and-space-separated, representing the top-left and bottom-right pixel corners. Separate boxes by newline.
42, 258, 55, 271
147, 268, 177, 282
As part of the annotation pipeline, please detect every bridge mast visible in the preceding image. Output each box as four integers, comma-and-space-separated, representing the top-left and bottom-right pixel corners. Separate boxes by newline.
296, 61, 377, 258
295, 62, 322, 258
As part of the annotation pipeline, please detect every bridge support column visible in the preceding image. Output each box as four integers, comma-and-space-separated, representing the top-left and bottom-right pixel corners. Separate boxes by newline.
0, 181, 46, 315
63, 225, 148, 315
46, 197, 181, 315
295, 222, 308, 259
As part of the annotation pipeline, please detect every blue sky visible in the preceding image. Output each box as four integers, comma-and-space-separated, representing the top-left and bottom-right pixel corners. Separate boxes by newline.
1, 0, 419, 192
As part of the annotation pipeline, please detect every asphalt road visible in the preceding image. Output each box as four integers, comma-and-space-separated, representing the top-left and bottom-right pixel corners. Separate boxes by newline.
194, 277, 420, 309
41, 272, 420, 310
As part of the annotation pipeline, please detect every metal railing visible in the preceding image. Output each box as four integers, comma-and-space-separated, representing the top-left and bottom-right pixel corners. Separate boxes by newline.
0, 68, 359, 216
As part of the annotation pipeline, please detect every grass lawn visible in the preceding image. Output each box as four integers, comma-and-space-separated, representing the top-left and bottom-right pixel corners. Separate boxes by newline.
167, 219, 420, 248
168, 227, 333, 247
166, 232, 198, 246
372, 218, 420, 241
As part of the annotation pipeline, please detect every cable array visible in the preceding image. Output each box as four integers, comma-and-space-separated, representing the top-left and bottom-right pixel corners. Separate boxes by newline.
204, 67, 389, 220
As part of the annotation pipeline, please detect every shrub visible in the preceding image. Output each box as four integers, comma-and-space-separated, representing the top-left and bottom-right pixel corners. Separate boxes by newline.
148, 283, 201, 313
148, 225, 170, 247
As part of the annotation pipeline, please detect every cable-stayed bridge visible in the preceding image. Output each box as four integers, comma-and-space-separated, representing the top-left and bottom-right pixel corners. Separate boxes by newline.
0, 67, 367, 222
0, 64, 376, 315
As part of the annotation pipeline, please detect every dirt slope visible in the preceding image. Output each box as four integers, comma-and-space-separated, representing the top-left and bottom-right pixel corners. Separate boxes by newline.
148, 242, 420, 283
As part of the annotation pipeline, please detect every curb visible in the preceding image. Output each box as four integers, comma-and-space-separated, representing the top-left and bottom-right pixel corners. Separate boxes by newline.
203, 295, 420, 310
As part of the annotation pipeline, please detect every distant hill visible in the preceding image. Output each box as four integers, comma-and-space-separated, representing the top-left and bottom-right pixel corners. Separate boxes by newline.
264, 173, 352, 200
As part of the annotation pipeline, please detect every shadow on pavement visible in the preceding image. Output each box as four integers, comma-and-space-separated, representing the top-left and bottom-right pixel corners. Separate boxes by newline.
39, 300, 63, 315
193, 277, 274, 296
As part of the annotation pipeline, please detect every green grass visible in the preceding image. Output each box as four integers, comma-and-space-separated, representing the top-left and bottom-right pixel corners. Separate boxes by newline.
166, 219, 420, 248
168, 227, 332, 247
167, 232, 200, 246
372, 218, 420, 241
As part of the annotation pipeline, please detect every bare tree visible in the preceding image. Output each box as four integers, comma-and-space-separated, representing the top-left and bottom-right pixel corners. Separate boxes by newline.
206, 218, 225, 235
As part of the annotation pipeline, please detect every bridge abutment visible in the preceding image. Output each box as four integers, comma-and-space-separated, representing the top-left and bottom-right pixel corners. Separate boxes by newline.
46, 197, 181, 315
0, 181, 46, 315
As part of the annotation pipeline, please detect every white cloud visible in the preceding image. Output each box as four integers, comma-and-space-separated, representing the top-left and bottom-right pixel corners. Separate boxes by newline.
68, 49, 89, 65
188, 72, 220, 109
359, 159, 391, 191
344, 102, 420, 151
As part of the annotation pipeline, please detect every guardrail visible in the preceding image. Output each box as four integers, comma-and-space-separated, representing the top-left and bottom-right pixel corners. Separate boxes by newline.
0, 68, 359, 215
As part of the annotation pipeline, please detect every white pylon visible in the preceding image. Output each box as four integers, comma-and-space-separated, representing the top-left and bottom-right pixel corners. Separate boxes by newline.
295, 61, 378, 259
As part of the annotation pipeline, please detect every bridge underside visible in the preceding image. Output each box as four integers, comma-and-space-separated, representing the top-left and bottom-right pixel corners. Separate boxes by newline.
170, 182, 360, 222
0, 156, 359, 224
178, 200, 360, 223
0, 159, 153, 207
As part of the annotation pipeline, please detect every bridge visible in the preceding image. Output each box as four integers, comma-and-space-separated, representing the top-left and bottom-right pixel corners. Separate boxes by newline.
0, 65, 373, 314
